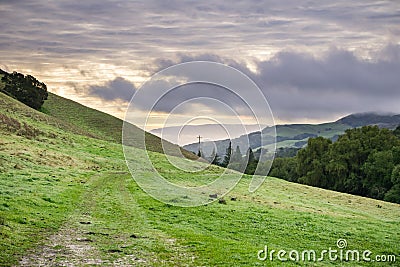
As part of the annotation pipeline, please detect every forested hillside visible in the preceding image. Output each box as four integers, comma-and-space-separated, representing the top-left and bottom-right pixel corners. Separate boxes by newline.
270, 126, 400, 203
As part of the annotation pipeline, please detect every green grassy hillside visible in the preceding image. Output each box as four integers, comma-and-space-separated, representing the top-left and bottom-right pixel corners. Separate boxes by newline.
274, 122, 350, 139
42, 93, 123, 143
42, 92, 196, 159
0, 91, 399, 266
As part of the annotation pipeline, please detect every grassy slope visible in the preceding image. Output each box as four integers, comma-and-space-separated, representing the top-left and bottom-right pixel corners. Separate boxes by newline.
274, 122, 350, 138
0, 92, 399, 266
261, 122, 351, 149
41, 93, 123, 143
42, 92, 197, 159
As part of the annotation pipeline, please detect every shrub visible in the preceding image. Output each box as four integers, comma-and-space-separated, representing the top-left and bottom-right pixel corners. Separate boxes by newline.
0, 69, 48, 110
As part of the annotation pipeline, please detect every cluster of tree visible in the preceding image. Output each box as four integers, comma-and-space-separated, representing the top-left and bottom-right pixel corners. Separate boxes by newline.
275, 147, 301, 158
0, 69, 48, 110
207, 142, 259, 175
269, 126, 400, 203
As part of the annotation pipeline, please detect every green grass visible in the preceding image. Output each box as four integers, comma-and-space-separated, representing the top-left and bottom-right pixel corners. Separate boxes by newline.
42, 93, 123, 143
257, 122, 352, 150
263, 122, 351, 139
42, 93, 197, 159
0, 91, 399, 266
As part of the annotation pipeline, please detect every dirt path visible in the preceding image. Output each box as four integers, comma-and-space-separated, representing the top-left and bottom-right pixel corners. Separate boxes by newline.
18, 172, 192, 266
19, 219, 113, 266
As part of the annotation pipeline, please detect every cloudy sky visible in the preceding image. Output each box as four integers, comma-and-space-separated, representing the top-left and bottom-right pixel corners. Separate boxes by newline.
1, 0, 400, 129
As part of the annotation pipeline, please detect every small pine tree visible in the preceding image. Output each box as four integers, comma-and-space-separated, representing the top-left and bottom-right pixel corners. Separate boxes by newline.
232, 145, 242, 162
246, 147, 255, 162
245, 147, 258, 174
210, 148, 221, 166
209, 148, 220, 165
222, 141, 232, 167
212, 153, 221, 165
394, 125, 400, 139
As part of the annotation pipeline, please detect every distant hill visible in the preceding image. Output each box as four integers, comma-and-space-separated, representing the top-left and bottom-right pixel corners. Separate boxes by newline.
150, 124, 264, 146
337, 112, 400, 128
183, 113, 400, 158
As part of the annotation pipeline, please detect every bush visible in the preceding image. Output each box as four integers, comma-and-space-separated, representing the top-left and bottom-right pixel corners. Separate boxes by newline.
0, 69, 48, 110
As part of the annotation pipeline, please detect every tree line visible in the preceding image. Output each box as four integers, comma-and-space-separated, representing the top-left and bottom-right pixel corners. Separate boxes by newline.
268, 125, 400, 204
204, 142, 259, 175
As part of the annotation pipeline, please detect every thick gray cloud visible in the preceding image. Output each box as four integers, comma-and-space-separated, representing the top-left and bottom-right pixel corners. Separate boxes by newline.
135, 82, 253, 116
88, 77, 136, 102
257, 48, 400, 95
133, 45, 400, 122
255, 45, 400, 120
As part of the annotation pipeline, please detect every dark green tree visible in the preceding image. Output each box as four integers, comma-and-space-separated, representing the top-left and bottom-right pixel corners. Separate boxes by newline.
0, 70, 48, 110
297, 137, 331, 188
327, 126, 399, 195
209, 148, 221, 165
392, 146, 400, 165
221, 141, 232, 167
245, 147, 258, 175
229, 145, 248, 172
270, 157, 298, 181
384, 165, 400, 203
394, 126, 400, 139
268, 125, 400, 203
247, 147, 255, 162
232, 145, 242, 162
362, 150, 394, 199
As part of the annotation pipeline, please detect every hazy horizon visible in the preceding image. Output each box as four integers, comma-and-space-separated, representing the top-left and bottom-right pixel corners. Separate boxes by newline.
149, 111, 400, 146
150, 123, 266, 146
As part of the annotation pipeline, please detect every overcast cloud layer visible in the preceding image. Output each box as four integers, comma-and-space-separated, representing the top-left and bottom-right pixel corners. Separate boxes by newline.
0, 0, 399, 124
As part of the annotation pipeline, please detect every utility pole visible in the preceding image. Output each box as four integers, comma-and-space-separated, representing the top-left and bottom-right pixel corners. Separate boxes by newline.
197, 135, 202, 157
